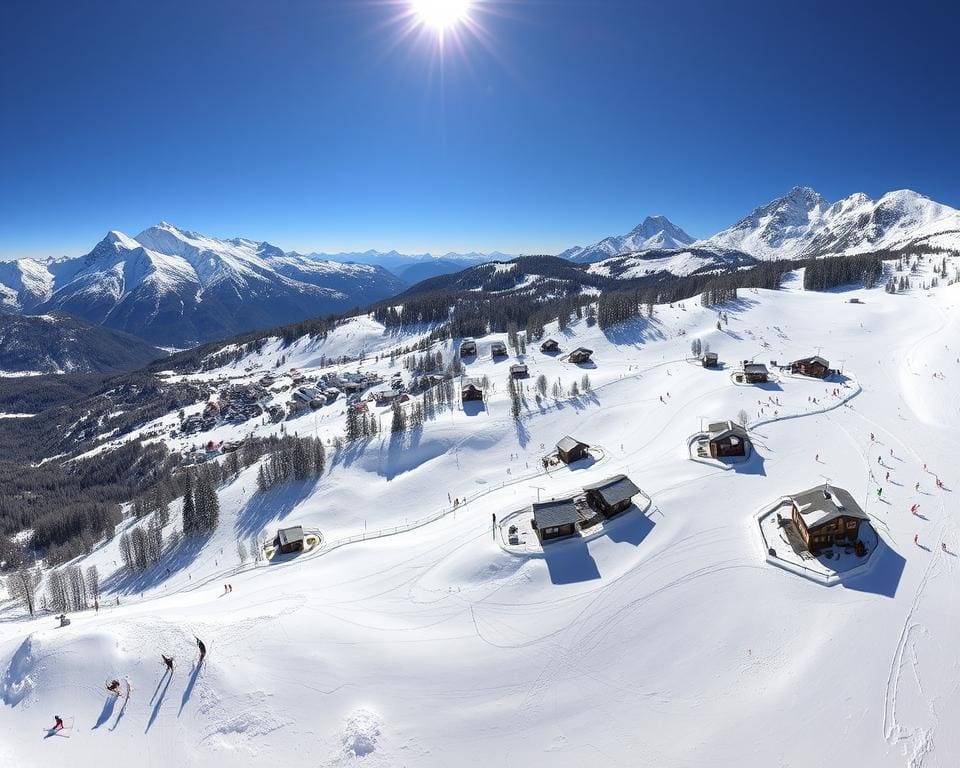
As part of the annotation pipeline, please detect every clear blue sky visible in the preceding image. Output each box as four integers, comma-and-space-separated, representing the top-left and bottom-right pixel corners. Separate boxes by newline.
1, 0, 957, 259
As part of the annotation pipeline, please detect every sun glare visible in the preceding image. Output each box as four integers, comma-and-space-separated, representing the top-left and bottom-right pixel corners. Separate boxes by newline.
411, 0, 472, 31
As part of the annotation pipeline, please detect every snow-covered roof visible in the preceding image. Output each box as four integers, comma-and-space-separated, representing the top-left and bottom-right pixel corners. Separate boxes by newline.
556, 435, 588, 453
794, 355, 829, 366
278, 526, 304, 546
707, 421, 748, 440
791, 485, 869, 529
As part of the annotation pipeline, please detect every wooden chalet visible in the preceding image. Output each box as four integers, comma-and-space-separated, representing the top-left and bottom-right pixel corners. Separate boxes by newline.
583, 474, 641, 518
741, 362, 769, 383
530, 498, 578, 542
461, 377, 484, 402
490, 341, 508, 357
790, 355, 831, 379
459, 338, 477, 357
510, 363, 529, 378
702, 351, 719, 367
540, 339, 560, 353
276, 525, 305, 555
556, 436, 590, 464
568, 347, 594, 364
706, 420, 750, 458
789, 485, 870, 554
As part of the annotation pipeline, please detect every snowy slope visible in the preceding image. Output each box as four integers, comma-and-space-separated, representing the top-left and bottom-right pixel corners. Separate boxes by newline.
559, 215, 695, 263
0, 224, 406, 347
588, 246, 756, 278
0, 312, 162, 374
1, 254, 960, 767
701, 186, 960, 259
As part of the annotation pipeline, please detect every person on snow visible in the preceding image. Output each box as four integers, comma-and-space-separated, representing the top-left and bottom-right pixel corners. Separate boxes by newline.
53, 716, 64, 732
106, 679, 121, 696
162, 655, 174, 672
196, 636, 207, 663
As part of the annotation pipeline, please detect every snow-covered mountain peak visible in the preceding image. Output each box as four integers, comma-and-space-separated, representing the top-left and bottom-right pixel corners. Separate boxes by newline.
559, 215, 694, 263
0, 224, 407, 346
701, 185, 960, 260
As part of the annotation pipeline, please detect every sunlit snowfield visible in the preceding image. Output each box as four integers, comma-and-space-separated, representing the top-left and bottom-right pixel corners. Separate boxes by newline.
2, 262, 959, 767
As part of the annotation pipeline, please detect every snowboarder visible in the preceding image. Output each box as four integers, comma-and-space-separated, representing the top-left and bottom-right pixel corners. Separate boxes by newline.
162, 655, 174, 672
196, 636, 206, 663
915, 482, 920, 492
942, 542, 948, 553
914, 534, 919, 545
106, 679, 121, 696
885, 471, 890, 482
870, 432, 874, 442
877, 487, 883, 498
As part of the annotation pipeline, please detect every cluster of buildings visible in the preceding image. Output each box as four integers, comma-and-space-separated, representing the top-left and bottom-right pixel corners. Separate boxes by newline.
523, 474, 643, 544
735, 354, 834, 384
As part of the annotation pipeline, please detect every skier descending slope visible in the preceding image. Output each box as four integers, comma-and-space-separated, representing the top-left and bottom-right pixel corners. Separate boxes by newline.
44, 715, 72, 738
195, 636, 207, 663
162, 654, 174, 673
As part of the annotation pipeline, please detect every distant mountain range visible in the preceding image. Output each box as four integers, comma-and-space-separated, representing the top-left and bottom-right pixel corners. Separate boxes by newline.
1, 187, 956, 356
0, 311, 162, 374
300, 249, 509, 283
558, 186, 960, 267
0, 223, 407, 347
558, 215, 695, 262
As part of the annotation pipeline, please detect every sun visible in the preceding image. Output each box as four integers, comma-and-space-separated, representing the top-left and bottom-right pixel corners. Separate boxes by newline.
411, 0, 473, 32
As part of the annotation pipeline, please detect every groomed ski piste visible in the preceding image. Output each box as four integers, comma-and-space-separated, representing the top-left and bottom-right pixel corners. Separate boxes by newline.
2, 261, 959, 767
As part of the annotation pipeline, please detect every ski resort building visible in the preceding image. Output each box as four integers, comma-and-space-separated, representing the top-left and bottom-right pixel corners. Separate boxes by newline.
490, 341, 508, 357
556, 436, 590, 464
540, 339, 560, 353
459, 338, 477, 357
568, 347, 594, 364
530, 498, 579, 542
702, 351, 719, 367
741, 362, 769, 383
706, 421, 750, 458
582, 475, 641, 518
788, 485, 870, 554
276, 526, 305, 555
790, 355, 831, 378
510, 364, 529, 378
461, 378, 484, 402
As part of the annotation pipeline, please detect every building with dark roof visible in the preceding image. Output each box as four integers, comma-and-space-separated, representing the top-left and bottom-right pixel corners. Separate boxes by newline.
583, 475, 641, 518
459, 338, 477, 357
277, 525, 305, 555
530, 498, 579, 542
741, 362, 769, 383
510, 363, 528, 378
568, 347, 594, 364
702, 351, 719, 367
461, 377, 484, 402
556, 436, 589, 464
490, 341, 508, 357
789, 485, 870, 554
540, 339, 560, 353
791, 355, 830, 378
706, 421, 750, 458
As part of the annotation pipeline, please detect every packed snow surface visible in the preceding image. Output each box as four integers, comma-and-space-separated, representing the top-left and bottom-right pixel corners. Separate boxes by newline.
2, 258, 960, 766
